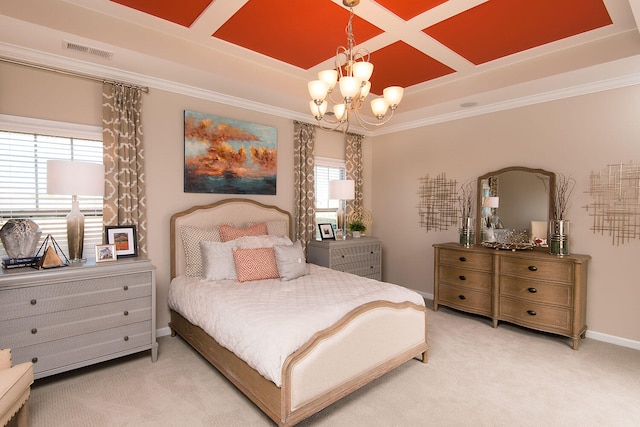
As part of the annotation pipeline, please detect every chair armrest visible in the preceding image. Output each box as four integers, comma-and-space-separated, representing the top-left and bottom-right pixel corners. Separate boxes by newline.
0, 349, 11, 370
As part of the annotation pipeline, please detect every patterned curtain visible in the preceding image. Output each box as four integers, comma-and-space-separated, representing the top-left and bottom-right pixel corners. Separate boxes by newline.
345, 132, 364, 215
293, 121, 316, 252
102, 83, 147, 257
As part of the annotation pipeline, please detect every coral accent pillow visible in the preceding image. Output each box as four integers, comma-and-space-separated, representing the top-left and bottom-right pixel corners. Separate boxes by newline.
232, 247, 279, 282
219, 222, 268, 242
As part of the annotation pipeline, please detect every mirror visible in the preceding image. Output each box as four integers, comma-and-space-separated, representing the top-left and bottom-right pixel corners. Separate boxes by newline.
476, 167, 556, 245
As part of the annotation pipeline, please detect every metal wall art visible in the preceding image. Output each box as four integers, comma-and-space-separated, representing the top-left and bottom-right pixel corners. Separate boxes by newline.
584, 161, 640, 245
418, 173, 458, 232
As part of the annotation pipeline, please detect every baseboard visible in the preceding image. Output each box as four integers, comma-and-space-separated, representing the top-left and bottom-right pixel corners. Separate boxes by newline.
416, 291, 640, 351
157, 326, 173, 338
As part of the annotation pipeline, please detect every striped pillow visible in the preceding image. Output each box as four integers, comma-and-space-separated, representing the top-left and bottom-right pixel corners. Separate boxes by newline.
232, 247, 279, 282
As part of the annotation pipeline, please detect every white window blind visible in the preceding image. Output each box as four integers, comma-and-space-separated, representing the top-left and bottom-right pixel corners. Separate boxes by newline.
314, 157, 345, 237
0, 122, 103, 260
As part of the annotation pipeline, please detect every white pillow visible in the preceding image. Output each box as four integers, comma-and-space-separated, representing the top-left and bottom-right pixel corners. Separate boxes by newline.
274, 240, 309, 281
200, 240, 237, 280
235, 235, 292, 249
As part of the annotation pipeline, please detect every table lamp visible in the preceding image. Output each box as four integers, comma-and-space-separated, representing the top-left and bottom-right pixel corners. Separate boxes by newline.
47, 160, 104, 262
329, 179, 355, 240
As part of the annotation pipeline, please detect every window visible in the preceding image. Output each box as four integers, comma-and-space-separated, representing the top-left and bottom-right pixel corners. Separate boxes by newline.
0, 117, 103, 260
314, 156, 345, 237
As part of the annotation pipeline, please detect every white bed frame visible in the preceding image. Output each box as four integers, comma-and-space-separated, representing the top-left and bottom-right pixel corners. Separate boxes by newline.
169, 198, 428, 426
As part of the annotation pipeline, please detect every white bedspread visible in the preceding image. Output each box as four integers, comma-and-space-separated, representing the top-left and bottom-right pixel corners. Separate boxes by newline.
168, 264, 425, 387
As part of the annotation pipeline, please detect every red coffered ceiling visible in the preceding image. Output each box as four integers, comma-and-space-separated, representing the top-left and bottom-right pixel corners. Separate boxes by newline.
107, 0, 613, 96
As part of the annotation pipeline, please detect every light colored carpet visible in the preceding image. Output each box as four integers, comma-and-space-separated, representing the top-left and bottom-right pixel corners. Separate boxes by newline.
30, 306, 640, 426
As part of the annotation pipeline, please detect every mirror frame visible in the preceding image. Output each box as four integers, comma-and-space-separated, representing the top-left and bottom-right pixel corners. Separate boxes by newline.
476, 166, 556, 245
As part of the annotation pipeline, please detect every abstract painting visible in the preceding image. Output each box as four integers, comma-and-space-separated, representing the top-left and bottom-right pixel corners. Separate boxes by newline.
184, 110, 277, 194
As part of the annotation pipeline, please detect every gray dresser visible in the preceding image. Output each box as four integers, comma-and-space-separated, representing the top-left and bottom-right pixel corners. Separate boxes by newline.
307, 237, 382, 280
0, 258, 158, 379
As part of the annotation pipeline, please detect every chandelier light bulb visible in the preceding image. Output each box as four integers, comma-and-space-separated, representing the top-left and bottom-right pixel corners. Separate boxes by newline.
308, 80, 329, 102
352, 61, 373, 82
334, 103, 347, 121
383, 86, 404, 108
370, 98, 389, 119
318, 70, 338, 91
309, 100, 328, 119
339, 76, 361, 99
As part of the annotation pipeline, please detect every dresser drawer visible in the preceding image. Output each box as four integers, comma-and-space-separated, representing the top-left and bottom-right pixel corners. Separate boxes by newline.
438, 283, 492, 316
11, 321, 152, 376
500, 257, 573, 283
439, 249, 492, 272
499, 297, 571, 334
330, 244, 380, 266
500, 277, 572, 307
332, 261, 381, 278
439, 266, 492, 292
0, 273, 152, 321
1, 297, 152, 348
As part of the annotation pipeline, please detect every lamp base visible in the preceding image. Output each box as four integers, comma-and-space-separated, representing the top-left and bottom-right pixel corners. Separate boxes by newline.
67, 196, 86, 262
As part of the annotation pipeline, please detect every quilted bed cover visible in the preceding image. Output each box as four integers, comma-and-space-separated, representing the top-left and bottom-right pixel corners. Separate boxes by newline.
168, 264, 425, 387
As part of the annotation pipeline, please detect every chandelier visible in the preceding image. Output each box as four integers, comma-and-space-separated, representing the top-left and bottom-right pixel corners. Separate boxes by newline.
308, 0, 403, 132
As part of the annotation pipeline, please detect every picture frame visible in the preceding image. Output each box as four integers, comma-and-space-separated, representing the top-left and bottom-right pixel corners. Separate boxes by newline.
95, 244, 117, 262
318, 223, 335, 240
105, 225, 138, 258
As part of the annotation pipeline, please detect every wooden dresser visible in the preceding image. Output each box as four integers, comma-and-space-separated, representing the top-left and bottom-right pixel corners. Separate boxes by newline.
0, 258, 158, 379
433, 242, 590, 349
307, 237, 382, 280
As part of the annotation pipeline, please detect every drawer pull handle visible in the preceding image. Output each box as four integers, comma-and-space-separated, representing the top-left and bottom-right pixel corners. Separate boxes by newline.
527, 310, 537, 316
527, 287, 538, 293
123, 285, 129, 291
124, 311, 129, 316
31, 328, 37, 334
30, 299, 37, 305
124, 336, 129, 342
459, 257, 467, 262
32, 357, 38, 364
459, 275, 466, 281
458, 295, 466, 300
528, 266, 538, 271
341, 255, 345, 258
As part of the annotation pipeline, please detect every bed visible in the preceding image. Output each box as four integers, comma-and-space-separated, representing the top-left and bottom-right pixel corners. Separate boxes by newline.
168, 198, 428, 426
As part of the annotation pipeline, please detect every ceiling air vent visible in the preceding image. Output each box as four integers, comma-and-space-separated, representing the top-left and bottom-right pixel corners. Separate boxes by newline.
63, 40, 114, 60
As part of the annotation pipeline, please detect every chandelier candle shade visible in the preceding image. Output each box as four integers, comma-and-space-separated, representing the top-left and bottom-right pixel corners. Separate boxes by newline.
329, 179, 355, 240
47, 160, 104, 262
308, 0, 403, 132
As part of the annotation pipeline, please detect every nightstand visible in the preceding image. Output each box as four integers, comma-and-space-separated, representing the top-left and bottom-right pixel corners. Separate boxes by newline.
307, 237, 381, 280
0, 258, 158, 378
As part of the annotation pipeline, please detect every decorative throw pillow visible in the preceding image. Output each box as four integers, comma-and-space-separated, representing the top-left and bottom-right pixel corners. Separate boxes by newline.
274, 240, 309, 281
219, 222, 268, 242
200, 240, 237, 281
235, 235, 292, 249
181, 226, 222, 277
232, 247, 279, 282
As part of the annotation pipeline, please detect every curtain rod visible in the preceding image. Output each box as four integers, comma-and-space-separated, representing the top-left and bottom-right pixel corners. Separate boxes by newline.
0, 56, 149, 93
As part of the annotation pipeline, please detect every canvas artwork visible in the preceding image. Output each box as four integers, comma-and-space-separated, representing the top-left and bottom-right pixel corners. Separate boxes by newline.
184, 111, 277, 194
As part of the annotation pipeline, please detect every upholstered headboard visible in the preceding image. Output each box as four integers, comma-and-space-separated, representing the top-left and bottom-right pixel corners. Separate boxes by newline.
169, 198, 292, 279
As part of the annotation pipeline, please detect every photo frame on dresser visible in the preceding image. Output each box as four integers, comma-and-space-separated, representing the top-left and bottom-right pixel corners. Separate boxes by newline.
95, 244, 117, 262
105, 225, 138, 258
318, 223, 335, 240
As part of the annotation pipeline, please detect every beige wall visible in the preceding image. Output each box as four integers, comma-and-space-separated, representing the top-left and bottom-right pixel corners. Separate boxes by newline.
2, 60, 639, 345
371, 85, 640, 343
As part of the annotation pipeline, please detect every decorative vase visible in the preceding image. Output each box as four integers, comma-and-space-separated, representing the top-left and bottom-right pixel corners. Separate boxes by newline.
549, 219, 569, 255
459, 217, 475, 247
0, 219, 42, 259
352, 231, 361, 238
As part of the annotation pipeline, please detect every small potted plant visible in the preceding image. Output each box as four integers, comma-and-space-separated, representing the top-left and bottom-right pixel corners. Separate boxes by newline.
348, 220, 367, 238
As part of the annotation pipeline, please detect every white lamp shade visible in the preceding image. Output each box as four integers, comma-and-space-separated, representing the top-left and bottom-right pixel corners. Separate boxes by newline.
339, 76, 361, 99
47, 160, 104, 196
383, 86, 403, 107
309, 100, 327, 119
333, 103, 347, 121
318, 69, 338, 90
352, 61, 373, 82
308, 80, 329, 102
483, 197, 500, 208
370, 98, 389, 118
359, 81, 371, 99
329, 179, 355, 200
